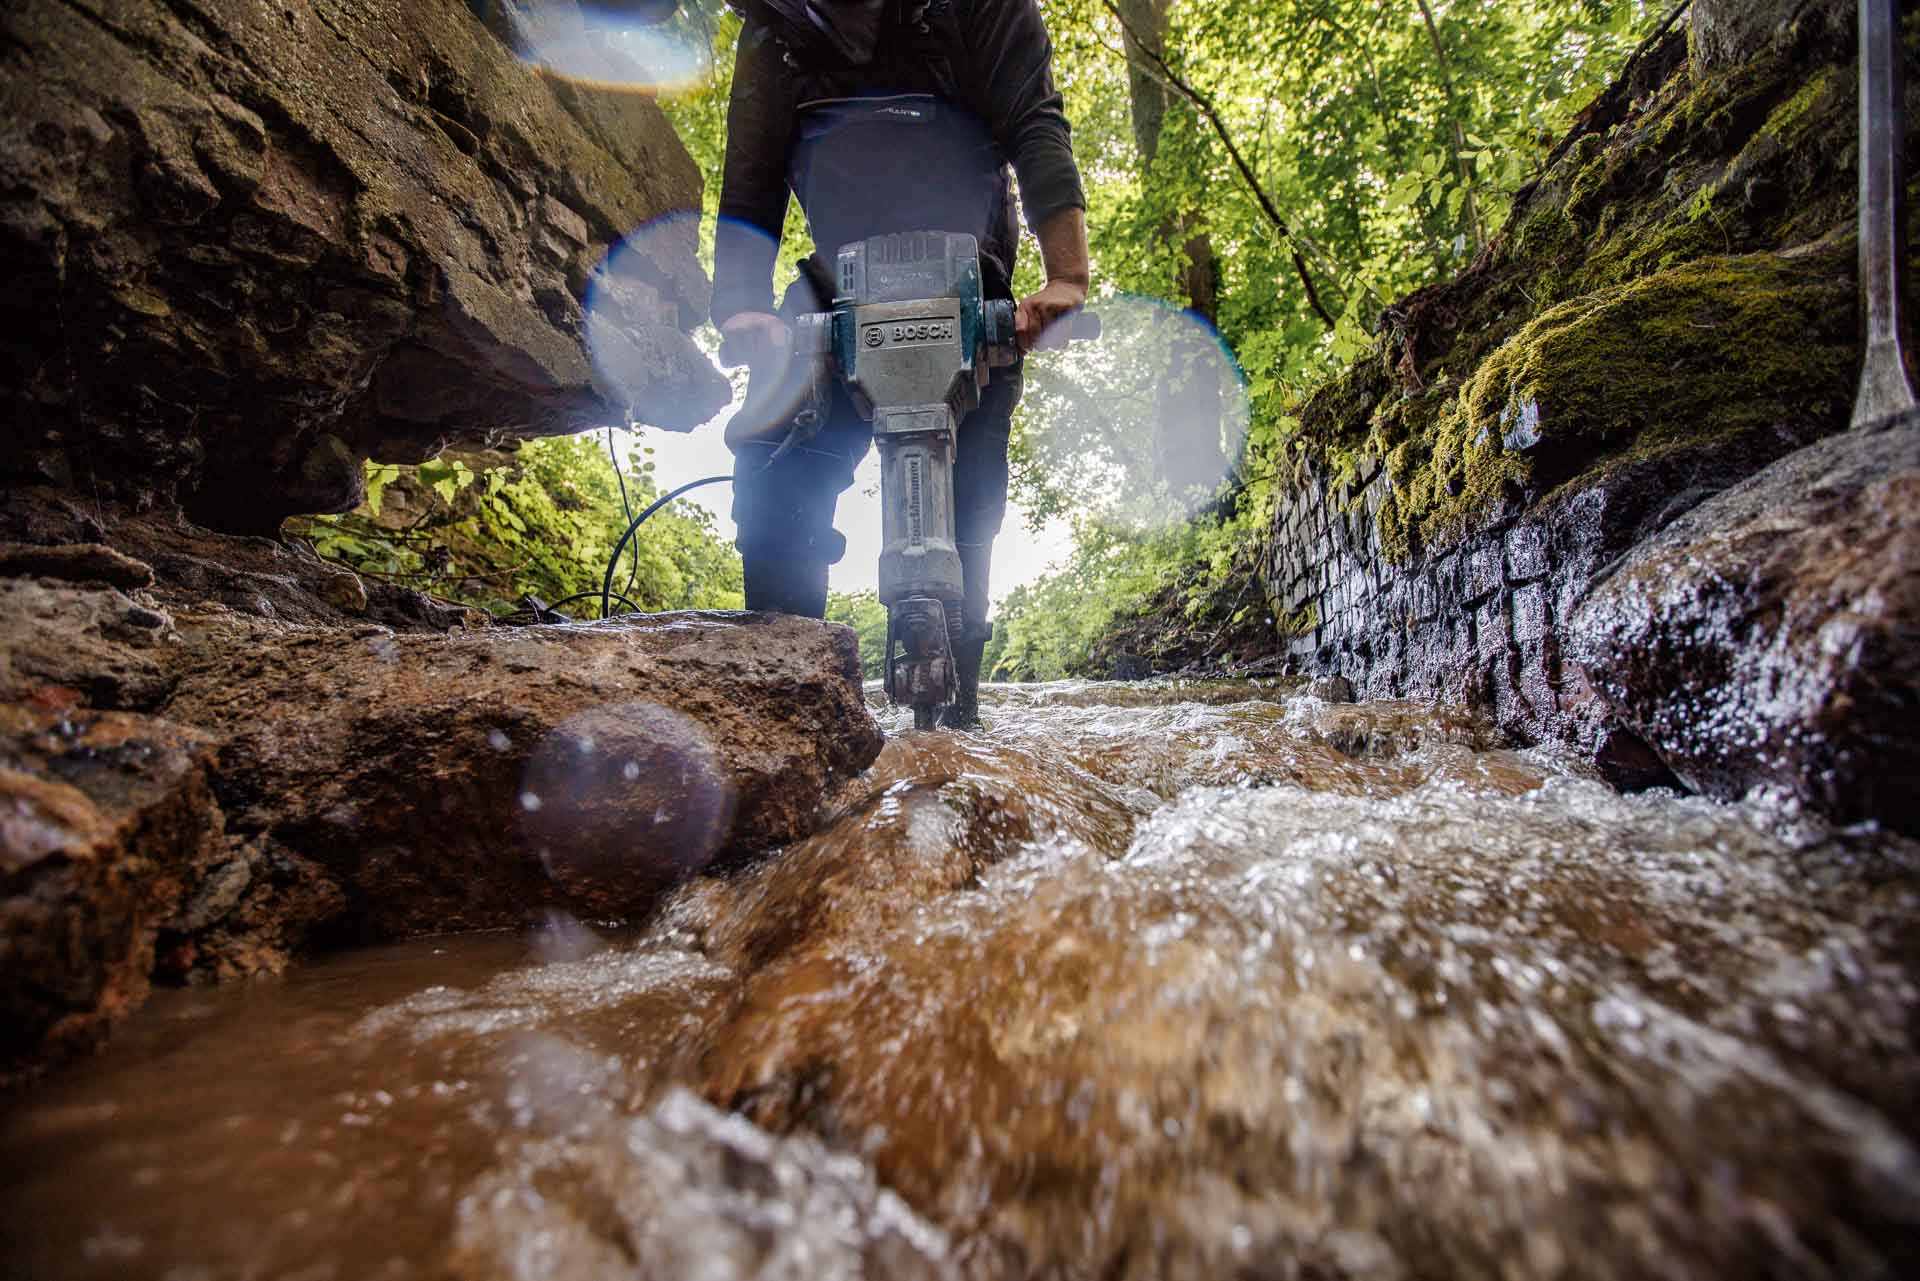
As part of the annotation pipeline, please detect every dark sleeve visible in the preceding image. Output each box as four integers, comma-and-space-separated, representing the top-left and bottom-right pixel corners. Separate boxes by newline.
712, 21, 795, 327
963, 0, 1086, 231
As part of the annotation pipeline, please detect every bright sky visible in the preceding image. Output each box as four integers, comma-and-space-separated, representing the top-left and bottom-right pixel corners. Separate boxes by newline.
627, 370, 1077, 607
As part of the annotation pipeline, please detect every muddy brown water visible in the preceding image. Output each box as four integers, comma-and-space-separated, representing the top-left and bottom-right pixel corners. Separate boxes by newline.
4, 681, 1918, 1280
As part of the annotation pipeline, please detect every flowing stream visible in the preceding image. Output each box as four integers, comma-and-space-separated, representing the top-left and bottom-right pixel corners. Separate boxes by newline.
3, 681, 1918, 1280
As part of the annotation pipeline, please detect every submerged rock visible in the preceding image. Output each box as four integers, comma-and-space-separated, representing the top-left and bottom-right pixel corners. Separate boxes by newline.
1573, 418, 1920, 835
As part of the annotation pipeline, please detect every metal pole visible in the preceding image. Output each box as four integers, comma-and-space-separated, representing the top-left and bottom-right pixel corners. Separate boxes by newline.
1854, 0, 1917, 426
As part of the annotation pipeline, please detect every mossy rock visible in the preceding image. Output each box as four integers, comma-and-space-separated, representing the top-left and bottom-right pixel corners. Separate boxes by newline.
1464, 250, 1852, 459
1382, 249, 1853, 560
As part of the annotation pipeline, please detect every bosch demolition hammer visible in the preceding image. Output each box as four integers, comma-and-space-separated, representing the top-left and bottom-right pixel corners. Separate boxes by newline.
724, 230, 1097, 729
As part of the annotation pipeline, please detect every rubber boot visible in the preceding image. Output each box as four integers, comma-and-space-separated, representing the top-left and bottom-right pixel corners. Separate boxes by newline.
742, 553, 830, 620
939, 633, 986, 730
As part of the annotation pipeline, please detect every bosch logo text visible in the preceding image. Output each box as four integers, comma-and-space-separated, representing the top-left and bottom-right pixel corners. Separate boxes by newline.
864, 320, 955, 348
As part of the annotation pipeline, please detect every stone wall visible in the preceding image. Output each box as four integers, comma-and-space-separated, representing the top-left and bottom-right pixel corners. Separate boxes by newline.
1266, 454, 1676, 785
1262, 0, 1891, 786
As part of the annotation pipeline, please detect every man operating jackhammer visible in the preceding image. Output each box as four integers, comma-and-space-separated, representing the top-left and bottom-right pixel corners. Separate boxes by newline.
712, 0, 1090, 729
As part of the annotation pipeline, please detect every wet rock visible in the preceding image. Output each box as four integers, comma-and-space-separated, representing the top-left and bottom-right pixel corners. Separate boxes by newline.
452, 1087, 957, 1281
696, 760, 1920, 1278
1303, 673, 1355, 703
0, 543, 155, 591
154, 838, 347, 984
0, 0, 728, 532
1572, 419, 1920, 835
160, 610, 883, 937
6, 683, 1916, 1277
1, 488, 486, 632
0, 578, 178, 712
0, 706, 221, 1084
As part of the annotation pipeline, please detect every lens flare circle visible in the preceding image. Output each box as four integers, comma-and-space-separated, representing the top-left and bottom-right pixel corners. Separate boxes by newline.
517, 701, 734, 913
1018, 293, 1251, 533
585, 211, 726, 429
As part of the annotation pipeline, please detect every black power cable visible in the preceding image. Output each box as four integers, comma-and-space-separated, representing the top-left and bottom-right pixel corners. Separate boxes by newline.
549, 590, 647, 618
599, 474, 735, 620
605, 428, 644, 601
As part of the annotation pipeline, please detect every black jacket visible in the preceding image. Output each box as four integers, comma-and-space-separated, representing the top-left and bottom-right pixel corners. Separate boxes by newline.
711, 0, 1085, 326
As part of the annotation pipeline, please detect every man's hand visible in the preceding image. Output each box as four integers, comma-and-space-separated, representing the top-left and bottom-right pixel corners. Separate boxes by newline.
1017, 207, 1092, 354
718, 311, 789, 369
1016, 278, 1089, 353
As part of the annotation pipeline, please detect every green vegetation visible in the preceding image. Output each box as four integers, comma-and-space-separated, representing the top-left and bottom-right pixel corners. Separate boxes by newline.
1371, 251, 1855, 560
290, 434, 743, 618
826, 590, 890, 680
983, 0, 1669, 678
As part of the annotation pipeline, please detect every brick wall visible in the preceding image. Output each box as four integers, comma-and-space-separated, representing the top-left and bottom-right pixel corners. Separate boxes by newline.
1263, 454, 1685, 785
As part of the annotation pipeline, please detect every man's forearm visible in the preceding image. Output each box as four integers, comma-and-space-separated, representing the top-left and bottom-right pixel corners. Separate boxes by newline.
1036, 207, 1090, 291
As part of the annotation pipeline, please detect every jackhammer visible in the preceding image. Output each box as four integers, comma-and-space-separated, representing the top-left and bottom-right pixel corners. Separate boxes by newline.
723, 231, 1097, 729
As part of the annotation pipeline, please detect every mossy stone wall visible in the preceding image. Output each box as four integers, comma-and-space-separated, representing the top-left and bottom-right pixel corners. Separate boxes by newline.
1261, 1, 1905, 774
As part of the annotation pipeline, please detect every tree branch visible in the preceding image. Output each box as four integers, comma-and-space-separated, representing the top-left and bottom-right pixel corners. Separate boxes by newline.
1098, 0, 1341, 329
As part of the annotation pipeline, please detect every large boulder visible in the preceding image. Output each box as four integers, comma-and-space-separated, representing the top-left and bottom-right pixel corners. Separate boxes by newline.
153, 608, 882, 937
1, 560, 885, 1077
1572, 417, 1920, 835
0, 705, 224, 1084
0, 0, 729, 533
1693, 0, 1853, 71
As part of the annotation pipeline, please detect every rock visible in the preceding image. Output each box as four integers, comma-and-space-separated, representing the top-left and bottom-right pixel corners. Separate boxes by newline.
160, 610, 883, 937
1692, 0, 1851, 72
0, 488, 484, 632
1572, 418, 1920, 835
1302, 674, 1355, 704
0, 577, 179, 712
153, 837, 347, 984
690, 756, 1920, 1278
0, 579, 880, 1077
0, 0, 730, 533
0, 705, 223, 1084
0, 542, 155, 591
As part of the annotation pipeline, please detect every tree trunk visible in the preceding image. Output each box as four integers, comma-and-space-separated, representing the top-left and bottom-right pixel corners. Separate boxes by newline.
1115, 0, 1228, 503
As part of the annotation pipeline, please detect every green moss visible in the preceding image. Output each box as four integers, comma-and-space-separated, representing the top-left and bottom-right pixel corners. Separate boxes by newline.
1758, 64, 1839, 144
1467, 252, 1848, 446
1282, 17, 1869, 572
1277, 601, 1319, 640
1373, 250, 1853, 561
1511, 202, 1583, 268
1560, 134, 1614, 213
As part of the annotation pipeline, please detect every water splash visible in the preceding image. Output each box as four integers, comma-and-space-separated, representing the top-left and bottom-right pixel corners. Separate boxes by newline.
3, 682, 1914, 1280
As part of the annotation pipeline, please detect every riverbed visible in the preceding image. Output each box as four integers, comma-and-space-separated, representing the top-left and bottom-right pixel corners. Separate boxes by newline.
4, 681, 1916, 1279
